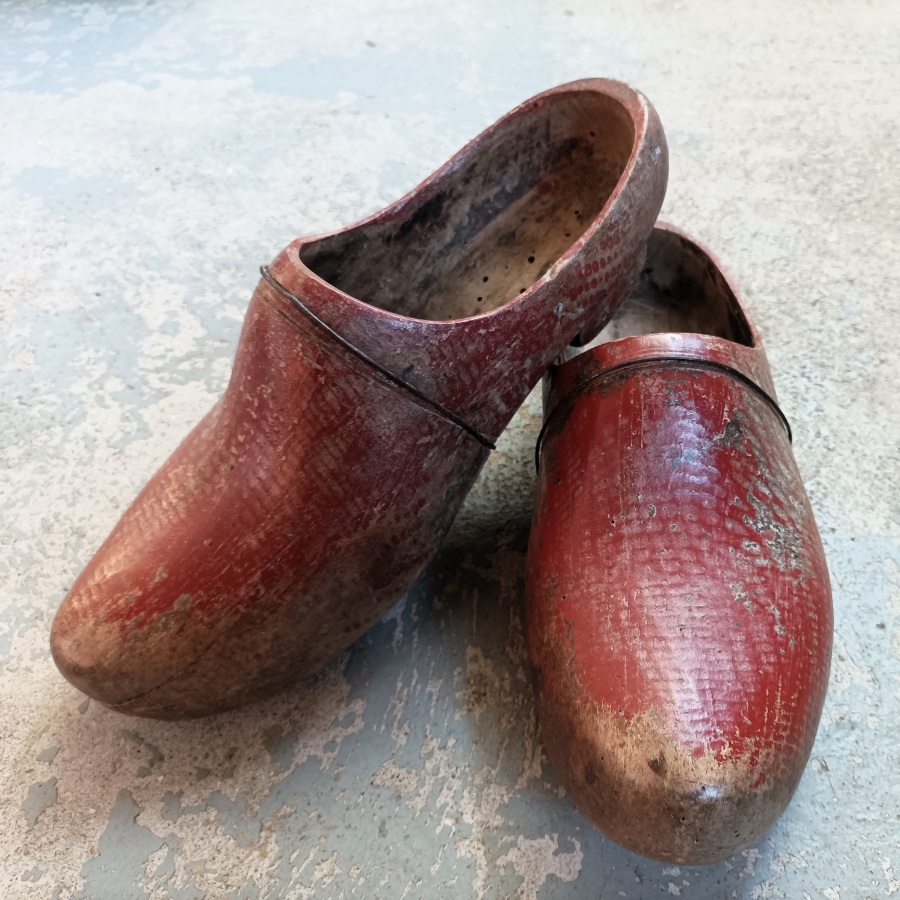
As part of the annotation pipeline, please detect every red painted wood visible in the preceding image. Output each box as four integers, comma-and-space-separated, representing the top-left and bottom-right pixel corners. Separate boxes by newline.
527, 224, 833, 864
51, 79, 668, 719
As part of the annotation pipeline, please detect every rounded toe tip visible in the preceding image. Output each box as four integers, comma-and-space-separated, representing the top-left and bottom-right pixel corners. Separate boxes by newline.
50, 599, 131, 707
554, 717, 800, 864
50, 584, 185, 713
49, 587, 273, 720
625, 768, 788, 865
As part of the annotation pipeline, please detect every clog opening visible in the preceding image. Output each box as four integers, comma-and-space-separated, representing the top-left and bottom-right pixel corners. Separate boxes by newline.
589, 228, 754, 346
299, 90, 636, 320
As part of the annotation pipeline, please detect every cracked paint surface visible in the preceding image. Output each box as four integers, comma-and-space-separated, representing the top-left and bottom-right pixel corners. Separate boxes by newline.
1, 0, 898, 897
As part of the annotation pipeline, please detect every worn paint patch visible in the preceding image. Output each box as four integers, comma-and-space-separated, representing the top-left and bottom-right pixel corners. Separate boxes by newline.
22, 778, 58, 828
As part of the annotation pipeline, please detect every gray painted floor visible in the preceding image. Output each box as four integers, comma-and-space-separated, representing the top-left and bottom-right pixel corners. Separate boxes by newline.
2, 1, 898, 897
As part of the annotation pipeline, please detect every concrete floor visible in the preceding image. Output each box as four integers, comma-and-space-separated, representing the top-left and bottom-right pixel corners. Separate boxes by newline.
2, 1, 898, 897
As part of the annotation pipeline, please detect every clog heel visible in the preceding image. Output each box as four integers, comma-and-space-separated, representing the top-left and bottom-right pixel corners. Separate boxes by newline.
52, 78, 667, 719
527, 223, 832, 863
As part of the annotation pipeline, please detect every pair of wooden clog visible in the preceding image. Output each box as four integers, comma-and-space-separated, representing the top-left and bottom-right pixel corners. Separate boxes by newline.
50, 79, 832, 865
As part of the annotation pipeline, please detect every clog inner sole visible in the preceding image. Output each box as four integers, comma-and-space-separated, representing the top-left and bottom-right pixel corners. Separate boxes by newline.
300, 91, 636, 321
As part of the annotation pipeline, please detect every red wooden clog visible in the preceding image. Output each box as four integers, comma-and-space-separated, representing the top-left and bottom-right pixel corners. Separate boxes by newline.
527, 223, 832, 863
51, 79, 667, 719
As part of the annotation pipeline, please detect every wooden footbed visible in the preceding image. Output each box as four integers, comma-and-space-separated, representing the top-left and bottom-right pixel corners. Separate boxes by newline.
300, 90, 636, 320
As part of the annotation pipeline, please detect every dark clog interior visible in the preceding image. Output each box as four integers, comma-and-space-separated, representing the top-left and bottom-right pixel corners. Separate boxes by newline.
593, 228, 754, 345
299, 90, 636, 320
